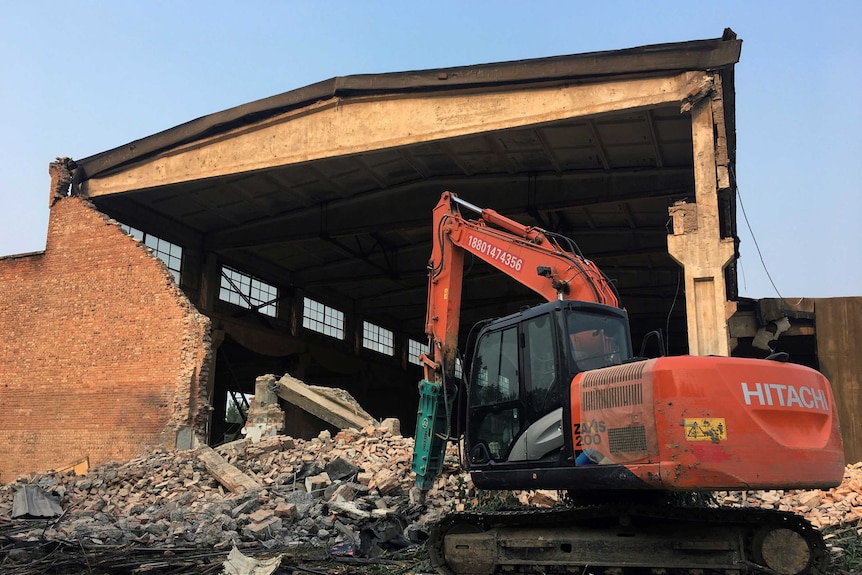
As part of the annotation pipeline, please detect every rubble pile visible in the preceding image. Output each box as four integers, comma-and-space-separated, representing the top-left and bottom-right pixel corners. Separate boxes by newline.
716, 461, 862, 529
0, 421, 477, 558
1, 423, 860, 562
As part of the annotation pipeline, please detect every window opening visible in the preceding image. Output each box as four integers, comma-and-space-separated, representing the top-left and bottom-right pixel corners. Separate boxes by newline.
363, 321, 394, 356
224, 392, 253, 442
408, 338, 461, 376
219, 265, 278, 317
302, 297, 345, 339
121, 224, 182, 284
408, 338, 426, 366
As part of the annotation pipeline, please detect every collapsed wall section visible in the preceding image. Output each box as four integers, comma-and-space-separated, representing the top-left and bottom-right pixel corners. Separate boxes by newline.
0, 196, 211, 482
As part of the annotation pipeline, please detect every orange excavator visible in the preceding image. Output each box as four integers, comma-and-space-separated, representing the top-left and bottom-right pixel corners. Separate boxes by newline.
411, 191, 844, 575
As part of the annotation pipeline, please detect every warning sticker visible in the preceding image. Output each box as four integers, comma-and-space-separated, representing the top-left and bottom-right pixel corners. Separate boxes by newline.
684, 418, 727, 442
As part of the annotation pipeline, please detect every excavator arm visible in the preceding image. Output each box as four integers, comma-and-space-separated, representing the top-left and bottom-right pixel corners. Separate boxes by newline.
412, 191, 618, 489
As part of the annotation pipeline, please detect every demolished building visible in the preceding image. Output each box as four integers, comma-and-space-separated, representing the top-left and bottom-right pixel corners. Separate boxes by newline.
1, 29, 859, 482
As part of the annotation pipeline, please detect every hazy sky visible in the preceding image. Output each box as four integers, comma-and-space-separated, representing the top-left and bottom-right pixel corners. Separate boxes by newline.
1, 1, 859, 298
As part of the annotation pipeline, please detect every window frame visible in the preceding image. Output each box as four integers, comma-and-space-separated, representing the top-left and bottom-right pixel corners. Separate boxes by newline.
362, 320, 394, 356
120, 224, 183, 284
302, 297, 345, 339
219, 265, 279, 318
407, 338, 426, 366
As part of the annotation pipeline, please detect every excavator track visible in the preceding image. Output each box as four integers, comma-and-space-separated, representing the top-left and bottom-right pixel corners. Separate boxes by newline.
427, 504, 829, 575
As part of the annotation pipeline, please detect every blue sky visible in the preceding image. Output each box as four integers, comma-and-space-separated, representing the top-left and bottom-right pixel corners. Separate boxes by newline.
1, 1, 859, 298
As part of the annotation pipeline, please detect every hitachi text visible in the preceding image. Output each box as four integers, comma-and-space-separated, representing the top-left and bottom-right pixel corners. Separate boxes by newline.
740, 382, 828, 410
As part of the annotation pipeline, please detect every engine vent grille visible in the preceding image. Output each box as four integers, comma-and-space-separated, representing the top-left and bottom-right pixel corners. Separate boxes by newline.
580, 361, 646, 388
582, 383, 643, 411
608, 425, 648, 453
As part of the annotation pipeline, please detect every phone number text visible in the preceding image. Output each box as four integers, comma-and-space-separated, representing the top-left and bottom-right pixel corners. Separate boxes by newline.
467, 235, 523, 272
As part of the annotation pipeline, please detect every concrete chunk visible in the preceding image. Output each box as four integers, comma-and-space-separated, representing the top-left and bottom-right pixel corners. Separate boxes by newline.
274, 502, 297, 520
242, 516, 283, 540
304, 472, 331, 496
328, 499, 370, 520
274, 375, 376, 431
248, 508, 274, 524
197, 446, 262, 494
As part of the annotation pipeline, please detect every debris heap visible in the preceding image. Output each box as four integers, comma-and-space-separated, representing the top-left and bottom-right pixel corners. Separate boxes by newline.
1, 422, 861, 568
0, 422, 446, 556
716, 463, 862, 529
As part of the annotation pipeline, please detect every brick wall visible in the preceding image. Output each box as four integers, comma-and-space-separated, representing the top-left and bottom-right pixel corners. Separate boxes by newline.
0, 197, 211, 482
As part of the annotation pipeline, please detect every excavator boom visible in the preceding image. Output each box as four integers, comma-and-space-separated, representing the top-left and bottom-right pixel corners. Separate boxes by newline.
413, 191, 619, 487
421, 191, 616, 378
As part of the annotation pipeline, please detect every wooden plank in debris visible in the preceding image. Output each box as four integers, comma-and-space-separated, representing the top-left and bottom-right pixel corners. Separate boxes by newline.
275, 376, 376, 431
56, 457, 89, 476
197, 445, 262, 493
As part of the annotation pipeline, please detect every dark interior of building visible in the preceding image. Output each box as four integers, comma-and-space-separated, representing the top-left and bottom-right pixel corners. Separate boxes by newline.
75, 36, 744, 441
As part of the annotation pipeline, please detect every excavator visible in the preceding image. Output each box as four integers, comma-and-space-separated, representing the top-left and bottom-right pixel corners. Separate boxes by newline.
411, 191, 844, 575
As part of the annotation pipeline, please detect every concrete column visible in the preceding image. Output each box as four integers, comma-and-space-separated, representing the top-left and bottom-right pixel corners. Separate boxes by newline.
198, 252, 220, 313
242, 375, 285, 441
667, 95, 735, 356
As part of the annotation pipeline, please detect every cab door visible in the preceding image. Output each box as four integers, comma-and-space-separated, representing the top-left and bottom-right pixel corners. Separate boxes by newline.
467, 311, 566, 466
467, 325, 522, 463
509, 313, 566, 462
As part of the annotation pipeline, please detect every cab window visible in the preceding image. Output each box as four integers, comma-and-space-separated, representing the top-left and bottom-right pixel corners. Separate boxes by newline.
567, 312, 629, 371
469, 326, 520, 461
524, 314, 558, 415
471, 327, 519, 405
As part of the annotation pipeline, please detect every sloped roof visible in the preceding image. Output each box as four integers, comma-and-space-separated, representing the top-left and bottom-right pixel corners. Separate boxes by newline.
73, 30, 742, 349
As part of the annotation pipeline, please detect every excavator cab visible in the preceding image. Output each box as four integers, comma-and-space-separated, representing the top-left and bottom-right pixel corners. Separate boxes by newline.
465, 300, 632, 473
463, 297, 844, 495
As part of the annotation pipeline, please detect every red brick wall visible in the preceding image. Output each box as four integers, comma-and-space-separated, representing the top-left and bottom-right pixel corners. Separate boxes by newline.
0, 197, 211, 482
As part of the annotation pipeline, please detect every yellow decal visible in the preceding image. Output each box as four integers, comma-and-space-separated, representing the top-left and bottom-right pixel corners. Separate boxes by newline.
444, 288, 449, 300
684, 418, 727, 442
